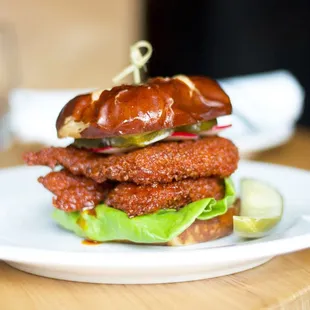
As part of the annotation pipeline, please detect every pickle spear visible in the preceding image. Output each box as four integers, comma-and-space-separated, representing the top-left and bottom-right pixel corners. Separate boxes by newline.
233, 179, 284, 238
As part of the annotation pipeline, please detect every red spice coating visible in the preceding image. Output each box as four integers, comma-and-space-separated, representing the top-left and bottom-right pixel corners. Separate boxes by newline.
38, 169, 224, 216
38, 170, 111, 212
24, 137, 239, 185
106, 177, 225, 217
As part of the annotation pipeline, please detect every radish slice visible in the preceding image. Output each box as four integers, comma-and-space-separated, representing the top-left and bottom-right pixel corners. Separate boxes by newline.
165, 132, 199, 141
199, 124, 232, 136
89, 146, 136, 154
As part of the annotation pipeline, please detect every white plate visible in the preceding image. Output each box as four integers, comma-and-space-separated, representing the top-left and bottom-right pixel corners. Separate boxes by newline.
0, 161, 310, 284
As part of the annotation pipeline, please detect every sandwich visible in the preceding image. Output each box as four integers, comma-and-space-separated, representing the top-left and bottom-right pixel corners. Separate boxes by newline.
24, 75, 240, 246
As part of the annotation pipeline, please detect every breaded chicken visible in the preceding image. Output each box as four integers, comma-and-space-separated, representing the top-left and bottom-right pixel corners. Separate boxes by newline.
39, 170, 224, 217
38, 170, 111, 212
106, 177, 224, 217
24, 137, 239, 185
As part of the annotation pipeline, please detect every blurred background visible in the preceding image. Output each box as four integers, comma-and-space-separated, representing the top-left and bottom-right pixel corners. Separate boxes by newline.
0, 0, 309, 166
146, 0, 310, 127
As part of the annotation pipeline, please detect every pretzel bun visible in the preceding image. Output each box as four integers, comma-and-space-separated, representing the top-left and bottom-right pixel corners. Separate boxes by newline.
56, 75, 231, 139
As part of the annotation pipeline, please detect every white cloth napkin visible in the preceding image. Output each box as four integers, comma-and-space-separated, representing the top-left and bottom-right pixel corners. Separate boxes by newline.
218, 70, 304, 153
9, 88, 90, 147
8, 70, 304, 154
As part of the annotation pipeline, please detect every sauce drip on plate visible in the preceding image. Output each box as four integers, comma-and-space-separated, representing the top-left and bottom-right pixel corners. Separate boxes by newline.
82, 239, 102, 246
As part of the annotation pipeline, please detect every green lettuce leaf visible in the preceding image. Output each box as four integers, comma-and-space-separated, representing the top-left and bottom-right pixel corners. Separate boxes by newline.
198, 178, 236, 220
52, 178, 236, 243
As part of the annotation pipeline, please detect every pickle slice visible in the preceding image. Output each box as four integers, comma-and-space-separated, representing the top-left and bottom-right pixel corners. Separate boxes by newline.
233, 179, 284, 239
73, 119, 218, 149
177, 119, 217, 133
233, 216, 281, 238
108, 129, 172, 147
73, 130, 171, 149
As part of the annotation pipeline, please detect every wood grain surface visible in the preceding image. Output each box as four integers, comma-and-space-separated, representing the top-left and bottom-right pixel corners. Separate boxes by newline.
0, 127, 310, 310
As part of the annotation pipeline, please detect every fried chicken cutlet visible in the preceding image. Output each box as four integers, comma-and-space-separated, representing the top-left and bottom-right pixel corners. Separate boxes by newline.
25, 137, 238, 185
39, 169, 225, 217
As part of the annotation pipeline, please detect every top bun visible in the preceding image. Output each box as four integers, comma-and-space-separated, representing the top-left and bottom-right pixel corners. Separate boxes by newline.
56, 75, 231, 139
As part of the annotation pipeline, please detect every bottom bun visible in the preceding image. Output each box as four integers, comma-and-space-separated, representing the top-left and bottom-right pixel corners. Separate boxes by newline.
165, 198, 240, 246
114, 199, 240, 246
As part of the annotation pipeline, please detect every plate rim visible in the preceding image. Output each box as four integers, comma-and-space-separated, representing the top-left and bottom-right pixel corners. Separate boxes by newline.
1, 231, 310, 268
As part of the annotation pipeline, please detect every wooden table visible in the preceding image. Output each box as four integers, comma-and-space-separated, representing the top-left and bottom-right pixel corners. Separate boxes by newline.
1, 127, 310, 310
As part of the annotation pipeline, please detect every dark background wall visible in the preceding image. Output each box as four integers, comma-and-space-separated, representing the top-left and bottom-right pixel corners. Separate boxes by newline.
145, 0, 310, 126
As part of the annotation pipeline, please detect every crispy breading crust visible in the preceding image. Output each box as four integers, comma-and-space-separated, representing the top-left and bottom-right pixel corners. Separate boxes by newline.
106, 177, 225, 217
39, 170, 224, 216
24, 137, 239, 185
38, 170, 111, 212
